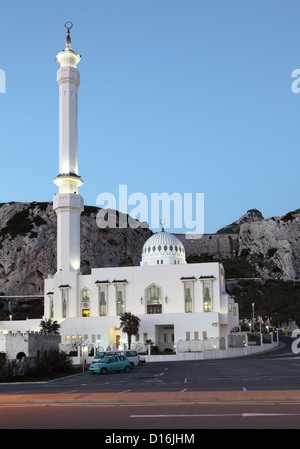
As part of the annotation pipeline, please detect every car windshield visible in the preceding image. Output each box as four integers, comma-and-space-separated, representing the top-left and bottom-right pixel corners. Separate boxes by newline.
100, 356, 111, 363
95, 352, 105, 358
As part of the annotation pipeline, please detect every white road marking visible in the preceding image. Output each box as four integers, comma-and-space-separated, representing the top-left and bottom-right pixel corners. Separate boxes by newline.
130, 412, 300, 418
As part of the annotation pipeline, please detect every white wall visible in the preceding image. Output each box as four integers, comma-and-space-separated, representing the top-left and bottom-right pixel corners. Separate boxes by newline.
88, 263, 222, 316
44, 261, 239, 350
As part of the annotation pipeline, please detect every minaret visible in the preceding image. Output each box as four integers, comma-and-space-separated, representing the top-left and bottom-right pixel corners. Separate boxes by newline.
53, 22, 84, 273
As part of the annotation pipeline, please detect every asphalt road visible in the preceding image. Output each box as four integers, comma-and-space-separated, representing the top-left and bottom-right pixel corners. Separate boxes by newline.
1, 336, 300, 429
1, 401, 300, 430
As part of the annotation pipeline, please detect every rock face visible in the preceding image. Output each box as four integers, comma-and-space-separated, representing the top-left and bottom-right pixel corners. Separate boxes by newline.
0, 202, 152, 296
180, 208, 300, 281
175, 209, 264, 261
216, 209, 264, 234
0, 202, 299, 296
237, 211, 300, 280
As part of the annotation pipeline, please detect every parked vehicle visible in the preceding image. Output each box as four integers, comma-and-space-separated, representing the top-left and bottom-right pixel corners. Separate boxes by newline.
92, 349, 139, 367
89, 355, 131, 374
138, 355, 146, 365
92, 351, 107, 362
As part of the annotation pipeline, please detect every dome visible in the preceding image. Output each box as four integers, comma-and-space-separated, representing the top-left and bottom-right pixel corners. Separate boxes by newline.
140, 230, 186, 266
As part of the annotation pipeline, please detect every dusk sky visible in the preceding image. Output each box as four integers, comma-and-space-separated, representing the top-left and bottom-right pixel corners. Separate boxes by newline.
1, 0, 300, 234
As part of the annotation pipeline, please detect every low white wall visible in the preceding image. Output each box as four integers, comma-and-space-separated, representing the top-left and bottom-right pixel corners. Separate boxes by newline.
73, 339, 279, 365
145, 340, 279, 362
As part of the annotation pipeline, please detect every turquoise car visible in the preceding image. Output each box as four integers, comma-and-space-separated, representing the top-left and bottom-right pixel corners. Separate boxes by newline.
89, 355, 131, 374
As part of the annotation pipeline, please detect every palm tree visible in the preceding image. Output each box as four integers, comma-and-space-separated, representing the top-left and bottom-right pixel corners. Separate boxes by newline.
40, 318, 60, 334
119, 312, 140, 349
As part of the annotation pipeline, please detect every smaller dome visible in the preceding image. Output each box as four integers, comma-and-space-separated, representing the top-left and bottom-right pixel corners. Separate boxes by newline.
140, 231, 186, 266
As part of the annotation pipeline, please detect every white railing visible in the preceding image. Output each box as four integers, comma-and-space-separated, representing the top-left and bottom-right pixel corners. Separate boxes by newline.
177, 333, 276, 353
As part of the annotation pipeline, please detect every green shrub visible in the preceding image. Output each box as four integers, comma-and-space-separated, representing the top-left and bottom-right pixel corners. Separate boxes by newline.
35, 350, 73, 376
0, 209, 33, 240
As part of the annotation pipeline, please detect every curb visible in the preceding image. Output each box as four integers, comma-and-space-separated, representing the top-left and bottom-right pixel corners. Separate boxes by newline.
1, 390, 300, 404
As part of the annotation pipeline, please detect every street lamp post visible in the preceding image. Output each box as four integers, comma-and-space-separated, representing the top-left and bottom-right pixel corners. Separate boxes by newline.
252, 303, 255, 332
82, 345, 86, 373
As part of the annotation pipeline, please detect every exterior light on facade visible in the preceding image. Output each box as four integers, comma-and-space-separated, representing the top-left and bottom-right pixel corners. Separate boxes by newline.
71, 259, 80, 271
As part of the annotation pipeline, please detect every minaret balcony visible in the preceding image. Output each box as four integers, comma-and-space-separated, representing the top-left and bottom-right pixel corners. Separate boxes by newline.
53, 172, 83, 194
56, 48, 81, 69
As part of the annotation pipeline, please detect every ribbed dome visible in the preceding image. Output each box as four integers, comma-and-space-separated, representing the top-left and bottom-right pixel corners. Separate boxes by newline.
140, 231, 186, 266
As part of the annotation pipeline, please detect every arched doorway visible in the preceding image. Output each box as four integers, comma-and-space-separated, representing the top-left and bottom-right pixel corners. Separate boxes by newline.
16, 352, 26, 360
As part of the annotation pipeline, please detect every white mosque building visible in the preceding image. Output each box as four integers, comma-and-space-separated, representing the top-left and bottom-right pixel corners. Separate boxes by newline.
43, 24, 239, 353
1, 24, 241, 357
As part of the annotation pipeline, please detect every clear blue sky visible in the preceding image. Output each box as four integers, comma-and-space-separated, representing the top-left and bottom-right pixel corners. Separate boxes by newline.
1, 0, 300, 234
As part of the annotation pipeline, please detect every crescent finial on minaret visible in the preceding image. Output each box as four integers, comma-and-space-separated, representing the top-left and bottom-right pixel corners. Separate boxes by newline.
64, 21, 73, 49
56, 22, 80, 67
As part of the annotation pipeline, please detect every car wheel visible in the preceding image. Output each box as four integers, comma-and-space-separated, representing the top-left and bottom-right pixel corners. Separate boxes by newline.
124, 365, 130, 373
100, 367, 107, 374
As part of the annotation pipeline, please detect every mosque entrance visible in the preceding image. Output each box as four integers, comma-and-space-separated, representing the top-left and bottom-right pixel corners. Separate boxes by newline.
108, 326, 120, 350
155, 325, 175, 352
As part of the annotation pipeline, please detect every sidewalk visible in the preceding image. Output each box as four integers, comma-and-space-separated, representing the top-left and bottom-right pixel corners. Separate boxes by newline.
0, 389, 300, 404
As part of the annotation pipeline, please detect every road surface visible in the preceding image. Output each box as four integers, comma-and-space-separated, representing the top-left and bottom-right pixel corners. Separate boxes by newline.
0, 336, 300, 429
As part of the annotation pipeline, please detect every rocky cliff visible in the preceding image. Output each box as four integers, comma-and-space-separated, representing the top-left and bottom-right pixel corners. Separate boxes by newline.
0, 202, 299, 297
237, 209, 300, 280
179, 208, 300, 281
216, 208, 264, 234
0, 202, 152, 296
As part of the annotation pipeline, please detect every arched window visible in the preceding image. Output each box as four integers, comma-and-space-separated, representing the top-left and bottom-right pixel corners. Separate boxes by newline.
82, 289, 90, 301
59, 285, 70, 319
100, 290, 106, 316
116, 289, 124, 315
146, 285, 162, 314
203, 281, 212, 312
181, 279, 195, 313
113, 282, 127, 316
185, 286, 193, 313
62, 290, 67, 318
96, 282, 109, 316
81, 288, 90, 317
48, 294, 54, 319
